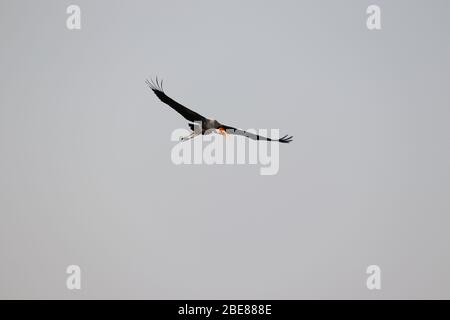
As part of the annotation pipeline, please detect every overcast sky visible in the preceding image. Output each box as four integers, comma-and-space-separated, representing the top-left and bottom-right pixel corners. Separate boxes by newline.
1, 0, 449, 298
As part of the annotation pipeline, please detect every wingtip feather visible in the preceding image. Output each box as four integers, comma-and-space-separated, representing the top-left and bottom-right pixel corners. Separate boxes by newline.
145, 76, 164, 92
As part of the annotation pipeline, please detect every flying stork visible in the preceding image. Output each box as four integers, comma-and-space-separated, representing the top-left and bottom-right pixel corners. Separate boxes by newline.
145, 77, 293, 143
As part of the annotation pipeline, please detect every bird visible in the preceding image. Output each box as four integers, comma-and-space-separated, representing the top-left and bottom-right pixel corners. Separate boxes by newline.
145, 77, 293, 143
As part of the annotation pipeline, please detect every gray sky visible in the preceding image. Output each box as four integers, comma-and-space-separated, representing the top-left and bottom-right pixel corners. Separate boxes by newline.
1, 0, 450, 299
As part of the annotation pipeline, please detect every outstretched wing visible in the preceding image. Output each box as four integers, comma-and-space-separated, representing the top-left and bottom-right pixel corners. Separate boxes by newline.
145, 77, 206, 123
221, 125, 293, 143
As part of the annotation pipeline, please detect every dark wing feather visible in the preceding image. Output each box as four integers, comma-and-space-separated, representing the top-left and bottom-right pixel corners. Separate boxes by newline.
145, 78, 206, 122
221, 125, 293, 143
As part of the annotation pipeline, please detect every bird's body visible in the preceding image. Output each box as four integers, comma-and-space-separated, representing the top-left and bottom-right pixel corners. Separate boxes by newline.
190, 119, 222, 133
145, 77, 293, 143
198, 119, 220, 132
